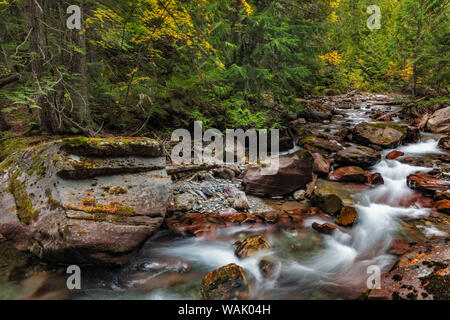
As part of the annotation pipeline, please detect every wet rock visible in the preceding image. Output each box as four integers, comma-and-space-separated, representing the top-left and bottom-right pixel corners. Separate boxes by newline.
386, 150, 405, 160
259, 258, 277, 278
312, 153, 330, 176
299, 101, 332, 121
335, 146, 381, 168
312, 222, 337, 235
298, 136, 342, 155
366, 172, 384, 186
243, 151, 314, 197
310, 192, 343, 215
352, 122, 409, 148
278, 136, 294, 152
231, 192, 251, 211
0, 138, 172, 265
436, 200, 450, 214
407, 171, 450, 193
435, 191, 450, 201
427, 106, 450, 133
328, 166, 367, 183
369, 240, 449, 300
234, 234, 270, 259
438, 136, 450, 150
335, 206, 358, 227
200, 263, 250, 300
174, 193, 195, 212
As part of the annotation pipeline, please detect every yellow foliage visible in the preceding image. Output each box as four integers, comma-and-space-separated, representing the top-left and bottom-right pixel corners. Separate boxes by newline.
242, 0, 253, 15
319, 50, 343, 66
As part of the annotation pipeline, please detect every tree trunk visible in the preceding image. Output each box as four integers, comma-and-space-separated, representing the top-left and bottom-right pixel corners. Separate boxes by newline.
68, 1, 92, 128
23, 0, 60, 134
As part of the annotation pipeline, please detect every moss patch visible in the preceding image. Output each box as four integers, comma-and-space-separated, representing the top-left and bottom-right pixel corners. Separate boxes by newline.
7, 170, 39, 225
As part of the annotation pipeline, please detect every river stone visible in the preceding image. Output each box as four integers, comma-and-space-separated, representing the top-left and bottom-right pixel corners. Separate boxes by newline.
174, 193, 195, 212
328, 166, 367, 183
200, 263, 250, 300
427, 106, 450, 133
438, 136, 450, 150
407, 171, 450, 194
312, 152, 330, 176
352, 122, 409, 148
312, 222, 337, 235
299, 101, 332, 121
335, 206, 358, 227
298, 136, 342, 155
234, 234, 270, 259
310, 192, 343, 215
386, 150, 405, 160
0, 137, 172, 265
243, 151, 313, 197
335, 146, 381, 168
231, 191, 251, 211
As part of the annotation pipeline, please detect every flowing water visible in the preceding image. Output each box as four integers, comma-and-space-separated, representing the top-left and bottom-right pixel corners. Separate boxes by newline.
66, 95, 448, 300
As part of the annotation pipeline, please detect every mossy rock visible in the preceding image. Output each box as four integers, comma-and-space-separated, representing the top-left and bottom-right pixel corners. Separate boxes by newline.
61, 137, 162, 157
311, 193, 343, 215
335, 206, 358, 227
200, 263, 250, 300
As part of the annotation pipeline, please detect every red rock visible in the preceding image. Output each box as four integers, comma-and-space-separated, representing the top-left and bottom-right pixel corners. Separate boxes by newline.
312, 222, 337, 235
402, 157, 414, 164
407, 172, 450, 193
328, 166, 366, 183
436, 200, 450, 214
389, 239, 411, 255
386, 150, 404, 160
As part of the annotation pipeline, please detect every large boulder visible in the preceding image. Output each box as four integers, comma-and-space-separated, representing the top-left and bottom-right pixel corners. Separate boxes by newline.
335, 146, 381, 168
243, 151, 313, 197
427, 106, 450, 133
0, 137, 172, 265
200, 263, 250, 300
352, 122, 413, 149
369, 240, 449, 300
299, 101, 332, 121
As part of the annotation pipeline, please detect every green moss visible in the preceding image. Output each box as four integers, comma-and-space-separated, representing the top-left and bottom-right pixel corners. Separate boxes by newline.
45, 188, 63, 210
0, 134, 51, 162
419, 273, 449, 299
62, 137, 157, 148
7, 169, 39, 225
26, 145, 49, 178
0, 155, 14, 173
108, 187, 127, 195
